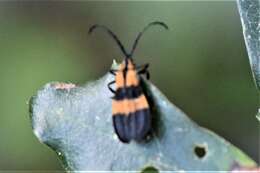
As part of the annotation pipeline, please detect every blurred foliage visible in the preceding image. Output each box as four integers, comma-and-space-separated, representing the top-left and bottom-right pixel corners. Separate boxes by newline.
0, 1, 258, 170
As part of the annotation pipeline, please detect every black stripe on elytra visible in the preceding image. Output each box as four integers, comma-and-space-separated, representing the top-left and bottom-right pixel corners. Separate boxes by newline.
113, 85, 143, 100
113, 108, 151, 143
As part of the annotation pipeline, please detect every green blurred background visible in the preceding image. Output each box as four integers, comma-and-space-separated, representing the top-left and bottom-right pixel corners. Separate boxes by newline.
0, 1, 258, 170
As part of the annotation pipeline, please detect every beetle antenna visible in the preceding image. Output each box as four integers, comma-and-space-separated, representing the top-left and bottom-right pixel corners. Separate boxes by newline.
130, 21, 169, 58
89, 25, 130, 58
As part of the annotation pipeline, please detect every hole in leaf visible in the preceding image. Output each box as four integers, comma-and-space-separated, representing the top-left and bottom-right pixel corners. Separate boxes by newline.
141, 166, 159, 173
194, 144, 207, 159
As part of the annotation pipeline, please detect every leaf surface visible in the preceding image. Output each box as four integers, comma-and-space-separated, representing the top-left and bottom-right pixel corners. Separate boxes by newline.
30, 71, 256, 172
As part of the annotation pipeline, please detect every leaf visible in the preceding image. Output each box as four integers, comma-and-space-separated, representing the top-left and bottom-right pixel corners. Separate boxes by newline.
237, 0, 260, 90
237, 0, 260, 121
29, 68, 257, 172
257, 110, 260, 121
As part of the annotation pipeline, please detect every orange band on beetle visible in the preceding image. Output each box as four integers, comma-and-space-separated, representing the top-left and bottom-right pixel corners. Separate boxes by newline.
112, 95, 149, 115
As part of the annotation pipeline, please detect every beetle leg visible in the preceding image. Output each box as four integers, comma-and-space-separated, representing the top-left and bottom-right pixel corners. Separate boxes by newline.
107, 81, 116, 93
137, 63, 150, 80
109, 69, 117, 75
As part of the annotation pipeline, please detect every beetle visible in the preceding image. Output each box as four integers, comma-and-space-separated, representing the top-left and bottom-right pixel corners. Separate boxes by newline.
89, 21, 168, 143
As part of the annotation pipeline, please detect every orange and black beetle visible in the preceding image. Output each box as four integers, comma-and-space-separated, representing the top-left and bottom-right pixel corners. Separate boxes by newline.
89, 21, 168, 143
